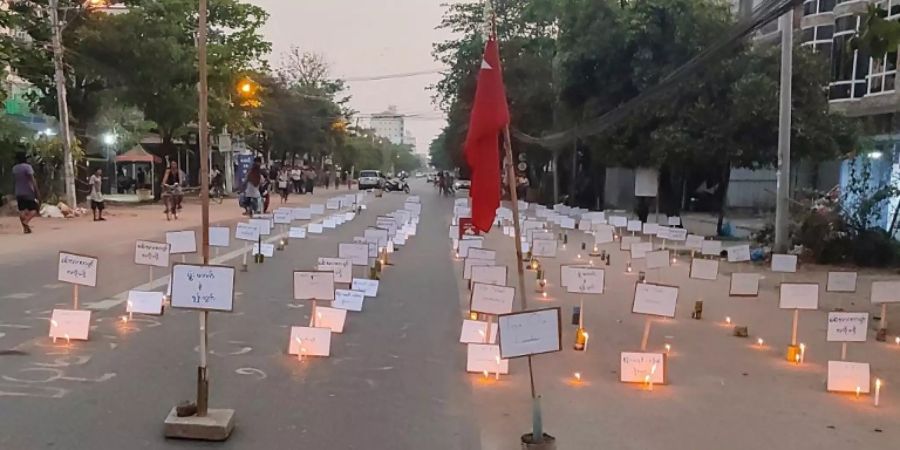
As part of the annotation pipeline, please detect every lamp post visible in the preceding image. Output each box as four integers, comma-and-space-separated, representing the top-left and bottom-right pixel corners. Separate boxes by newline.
102, 132, 117, 193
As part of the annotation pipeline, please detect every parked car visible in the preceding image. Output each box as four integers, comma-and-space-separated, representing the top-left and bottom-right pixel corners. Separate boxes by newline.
453, 179, 471, 190
358, 170, 384, 190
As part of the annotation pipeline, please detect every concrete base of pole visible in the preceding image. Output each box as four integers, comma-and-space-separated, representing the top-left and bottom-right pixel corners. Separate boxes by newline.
521, 433, 556, 450
164, 407, 234, 441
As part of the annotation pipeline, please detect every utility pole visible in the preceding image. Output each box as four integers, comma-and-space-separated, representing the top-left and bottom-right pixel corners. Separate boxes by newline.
197, 0, 211, 416
774, 8, 793, 253
49, 0, 77, 208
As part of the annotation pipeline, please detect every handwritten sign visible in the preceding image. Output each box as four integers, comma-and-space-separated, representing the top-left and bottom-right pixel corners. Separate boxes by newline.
308, 223, 324, 234
235, 223, 260, 242
58, 252, 99, 287
289, 227, 307, 239
313, 306, 346, 333
458, 238, 484, 258
620, 235, 640, 251
632, 283, 678, 318
470, 265, 508, 287
668, 227, 687, 241
620, 352, 665, 384
730, 273, 760, 296
252, 243, 275, 257
827, 361, 870, 393
310, 204, 325, 215
498, 307, 561, 359
700, 240, 722, 256
351, 278, 379, 297
771, 254, 798, 273
248, 218, 272, 236
689, 258, 719, 281
610, 216, 627, 228
466, 344, 509, 374
630, 242, 653, 259
127, 290, 164, 315
726, 244, 751, 262
626, 220, 642, 232
827, 312, 868, 342
685, 234, 704, 251
467, 248, 496, 260
170, 264, 235, 312
134, 241, 170, 268
826, 271, 858, 293
642, 223, 659, 236
292, 207, 312, 220
49, 309, 91, 341
293, 271, 335, 301
289, 326, 331, 357
459, 319, 498, 344
870, 280, 900, 304
779, 283, 819, 310
667, 216, 681, 226
646, 250, 670, 270
317, 257, 352, 284
470, 282, 515, 315
333, 289, 365, 312
594, 229, 614, 245
339, 243, 370, 266
563, 267, 605, 294
208, 227, 230, 247
274, 210, 292, 224
531, 239, 557, 257
166, 230, 197, 254
464, 257, 495, 280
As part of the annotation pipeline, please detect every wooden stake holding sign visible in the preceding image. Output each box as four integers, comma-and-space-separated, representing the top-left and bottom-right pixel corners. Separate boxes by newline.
627, 282, 679, 386
779, 283, 819, 362
51, 252, 99, 342
826, 312, 868, 360
293, 270, 336, 333
870, 280, 900, 339
561, 266, 605, 351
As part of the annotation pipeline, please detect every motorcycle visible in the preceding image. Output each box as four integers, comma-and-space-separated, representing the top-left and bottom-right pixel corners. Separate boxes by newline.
383, 176, 410, 193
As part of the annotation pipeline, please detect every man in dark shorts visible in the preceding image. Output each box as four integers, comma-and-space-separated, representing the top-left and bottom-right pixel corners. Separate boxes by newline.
12, 151, 39, 233
89, 168, 106, 221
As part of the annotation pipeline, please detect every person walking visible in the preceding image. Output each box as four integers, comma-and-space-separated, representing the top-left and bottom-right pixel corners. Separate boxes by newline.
89, 168, 106, 221
12, 151, 39, 234
242, 158, 262, 216
291, 166, 304, 194
260, 169, 272, 213
277, 169, 290, 203
136, 167, 146, 189
305, 167, 316, 195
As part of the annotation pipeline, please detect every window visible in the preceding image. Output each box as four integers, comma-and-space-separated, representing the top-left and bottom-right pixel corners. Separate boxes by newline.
830, 16, 869, 100
801, 25, 834, 54
868, 52, 898, 95
804, 0, 836, 15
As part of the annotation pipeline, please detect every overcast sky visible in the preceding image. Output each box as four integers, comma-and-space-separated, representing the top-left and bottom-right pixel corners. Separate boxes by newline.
248, 0, 460, 154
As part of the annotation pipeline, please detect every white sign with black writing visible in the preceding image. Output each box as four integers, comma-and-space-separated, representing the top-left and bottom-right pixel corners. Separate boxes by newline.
274, 210, 292, 225
317, 257, 352, 284
632, 283, 678, 318
289, 326, 331, 357
333, 289, 365, 312
235, 223, 260, 242
248, 218, 272, 236
620, 352, 665, 384
293, 271, 335, 301
339, 243, 370, 266
726, 244, 751, 263
470, 282, 515, 315
626, 220, 642, 232
170, 264, 235, 312
564, 267, 605, 294
289, 227, 307, 239
466, 343, 509, 374
351, 278, 379, 297
127, 290, 164, 315
58, 252, 99, 287
134, 241, 170, 268
498, 308, 561, 359
771, 254, 798, 273
470, 265, 508, 287
252, 243, 275, 257
826, 312, 868, 342
689, 258, 719, 281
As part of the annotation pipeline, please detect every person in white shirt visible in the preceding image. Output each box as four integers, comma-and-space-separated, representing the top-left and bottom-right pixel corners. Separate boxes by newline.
290, 166, 303, 194
89, 168, 106, 221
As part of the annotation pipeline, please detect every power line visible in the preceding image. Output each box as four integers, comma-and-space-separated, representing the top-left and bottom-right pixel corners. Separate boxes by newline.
341, 69, 444, 82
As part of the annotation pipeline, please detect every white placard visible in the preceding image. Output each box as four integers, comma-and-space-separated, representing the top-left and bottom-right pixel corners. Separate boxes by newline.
49, 309, 91, 341
252, 243, 275, 257
467, 248, 496, 260
642, 223, 659, 236
689, 258, 719, 281
726, 244, 751, 262
313, 306, 346, 333
466, 344, 509, 374
273, 210, 292, 225
620, 352, 665, 384
127, 290, 164, 315
365, 228, 388, 246
620, 235, 640, 251
594, 229, 614, 245
630, 242, 653, 259
235, 223, 260, 242
779, 283, 819, 310
632, 283, 678, 318
563, 267, 605, 294
667, 216, 681, 226
610, 216, 627, 228
58, 252, 99, 287
351, 278, 379, 297
310, 204, 325, 215
870, 280, 900, 304
170, 264, 235, 312
166, 230, 197, 254
459, 319, 498, 344
322, 218, 337, 229
293, 271, 335, 301
560, 217, 576, 230
289, 326, 331, 357
771, 254, 798, 273
307, 223, 324, 234
635, 168, 659, 197
339, 243, 370, 266
668, 228, 687, 241
333, 289, 365, 312
645, 250, 670, 270
826, 272, 858, 293
458, 238, 484, 258
827, 312, 868, 342
730, 273, 760, 296
289, 227, 307, 239
626, 220, 642, 232
578, 219, 592, 231
404, 202, 422, 215
685, 234, 704, 250
826, 361, 870, 393
470, 265, 508, 287
317, 257, 352, 284
464, 257, 495, 280
408, 195, 420, 203
448, 225, 459, 239
498, 308, 561, 359
208, 227, 230, 247
470, 282, 515, 315
531, 239, 557, 257
326, 199, 340, 210
134, 241, 170, 268
248, 218, 272, 236
292, 208, 312, 220
700, 240, 722, 256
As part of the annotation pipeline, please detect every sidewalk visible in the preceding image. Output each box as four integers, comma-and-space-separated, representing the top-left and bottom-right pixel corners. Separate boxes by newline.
0, 187, 357, 260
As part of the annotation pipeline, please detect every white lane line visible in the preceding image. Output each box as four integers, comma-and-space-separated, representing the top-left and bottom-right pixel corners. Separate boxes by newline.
42, 283, 66, 290
2, 293, 35, 300
86, 210, 353, 311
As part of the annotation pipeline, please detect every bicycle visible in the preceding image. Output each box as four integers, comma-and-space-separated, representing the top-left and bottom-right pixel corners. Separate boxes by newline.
209, 183, 225, 204
162, 184, 182, 221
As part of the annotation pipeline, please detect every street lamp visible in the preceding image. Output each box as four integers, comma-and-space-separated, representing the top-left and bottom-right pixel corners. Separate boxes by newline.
102, 132, 118, 193
102, 132, 117, 146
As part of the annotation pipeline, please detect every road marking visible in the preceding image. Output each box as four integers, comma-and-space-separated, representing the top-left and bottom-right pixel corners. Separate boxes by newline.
2, 293, 35, 300
42, 283, 66, 290
84, 299, 124, 311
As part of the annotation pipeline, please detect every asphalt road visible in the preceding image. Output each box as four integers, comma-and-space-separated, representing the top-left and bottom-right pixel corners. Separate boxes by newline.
0, 181, 481, 449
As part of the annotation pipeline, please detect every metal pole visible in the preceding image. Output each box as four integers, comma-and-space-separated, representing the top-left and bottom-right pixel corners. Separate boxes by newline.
196, 0, 211, 417
774, 8, 793, 253
49, 0, 77, 208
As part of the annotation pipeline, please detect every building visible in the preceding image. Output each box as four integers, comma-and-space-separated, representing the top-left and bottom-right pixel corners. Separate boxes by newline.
370, 106, 413, 147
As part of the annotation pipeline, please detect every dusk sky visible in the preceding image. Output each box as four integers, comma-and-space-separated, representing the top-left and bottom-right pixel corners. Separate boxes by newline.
248, 0, 461, 154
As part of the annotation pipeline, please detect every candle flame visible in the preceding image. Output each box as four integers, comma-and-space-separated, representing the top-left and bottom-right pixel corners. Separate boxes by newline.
877, 378, 883, 388
794, 353, 800, 363
895, 337, 899, 345
757, 338, 764, 346
483, 370, 489, 379
120, 316, 128, 323
542, 292, 547, 298
856, 386, 861, 398
664, 343, 671, 353
574, 372, 581, 381
725, 316, 731, 324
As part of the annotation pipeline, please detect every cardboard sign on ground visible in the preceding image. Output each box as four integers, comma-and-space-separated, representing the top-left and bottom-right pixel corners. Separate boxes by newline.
459, 319, 498, 344
826, 361, 870, 394
289, 326, 331, 357
470, 282, 515, 316
620, 352, 666, 384
466, 343, 509, 374
127, 290, 164, 315
293, 271, 335, 301
730, 273, 760, 297
498, 307, 562, 359
313, 306, 347, 333
690, 258, 719, 281
351, 278, 379, 297
49, 309, 92, 341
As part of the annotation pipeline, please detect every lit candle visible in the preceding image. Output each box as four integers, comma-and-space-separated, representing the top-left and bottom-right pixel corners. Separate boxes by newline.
483, 370, 489, 380
794, 353, 800, 364
664, 343, 671, 354
671, 256, 676, 265
895, 337, 899, 346
757, 338, 764, 347
627, 262, 632, 273
799, 343, 806, 364
495, 356, 501, 380
649, 364, 657, 391
470, 311, 478, 320
455, 251, 459, 258
725, 316, 732, 325
583, 332, 590, 352
593, 245, 599, 253
120, 315, 128, 324
875, 379, 882, 406
65, 333, 70, 345
577, 254, 582, 259
856, 386, 861, 399
574, 372, 582, 382
542, 292, 547, 299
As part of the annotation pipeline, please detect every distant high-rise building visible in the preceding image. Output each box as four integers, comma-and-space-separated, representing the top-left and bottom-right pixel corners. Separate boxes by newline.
370, 106, 407, 146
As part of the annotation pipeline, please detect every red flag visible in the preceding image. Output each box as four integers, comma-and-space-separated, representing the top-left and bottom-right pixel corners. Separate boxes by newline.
464, 38, 509, 232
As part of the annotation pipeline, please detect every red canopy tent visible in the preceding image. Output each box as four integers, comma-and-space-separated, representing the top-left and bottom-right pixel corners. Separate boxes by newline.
115, 146, 162, 197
